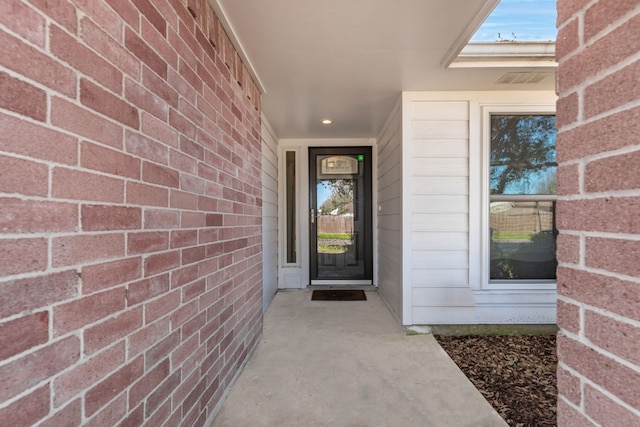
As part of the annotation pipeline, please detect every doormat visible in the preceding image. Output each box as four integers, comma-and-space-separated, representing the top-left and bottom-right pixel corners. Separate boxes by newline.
311, 289, 367, 301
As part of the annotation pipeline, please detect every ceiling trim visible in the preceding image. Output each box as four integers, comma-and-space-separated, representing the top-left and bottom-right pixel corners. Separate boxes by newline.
440, 0, 501, 68
208, 0, 267, 94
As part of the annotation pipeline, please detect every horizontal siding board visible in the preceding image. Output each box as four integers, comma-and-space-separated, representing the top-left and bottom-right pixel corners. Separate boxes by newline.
412, 287, 475, 307
413, 177, 468, 195
411, 158, 468, 177
413, 139, 469, 158
411, 101, 469, 121
413, 195, 468, 214
412, 268, 469, 287
411, 120, 469, 140
412, 232, 468, 251
412, 250, 468, 269
411, 214, 468, 232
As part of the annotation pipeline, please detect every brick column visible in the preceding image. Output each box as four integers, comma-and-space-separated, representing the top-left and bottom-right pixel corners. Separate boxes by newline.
556, 0, 640, 425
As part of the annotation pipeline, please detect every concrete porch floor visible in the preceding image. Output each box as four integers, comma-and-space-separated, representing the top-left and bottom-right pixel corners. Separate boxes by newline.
210, 291, 507, 427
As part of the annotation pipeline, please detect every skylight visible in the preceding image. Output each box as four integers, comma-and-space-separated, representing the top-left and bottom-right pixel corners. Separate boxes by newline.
470, 0, 557, 43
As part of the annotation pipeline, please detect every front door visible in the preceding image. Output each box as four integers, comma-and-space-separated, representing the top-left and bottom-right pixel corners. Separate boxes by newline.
309, 147, 373, 285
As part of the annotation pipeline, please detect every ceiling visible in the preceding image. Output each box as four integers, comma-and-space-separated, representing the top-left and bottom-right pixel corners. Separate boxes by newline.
215, 0, 556, 139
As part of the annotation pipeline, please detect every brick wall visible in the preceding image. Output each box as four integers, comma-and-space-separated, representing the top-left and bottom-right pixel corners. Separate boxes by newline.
556, 0, 640, 425
0, 0, 263, 426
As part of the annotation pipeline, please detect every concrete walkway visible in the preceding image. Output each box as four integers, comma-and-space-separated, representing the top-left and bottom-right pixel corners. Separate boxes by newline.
210, 291, 507, 427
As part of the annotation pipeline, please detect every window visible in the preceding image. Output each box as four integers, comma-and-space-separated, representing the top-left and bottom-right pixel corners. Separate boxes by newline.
285, 151, 297, 263
488, 113, 557, 282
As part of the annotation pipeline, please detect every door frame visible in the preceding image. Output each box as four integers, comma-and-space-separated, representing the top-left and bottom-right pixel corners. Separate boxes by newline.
276, 139, 378, 289
309, 147, 373, 285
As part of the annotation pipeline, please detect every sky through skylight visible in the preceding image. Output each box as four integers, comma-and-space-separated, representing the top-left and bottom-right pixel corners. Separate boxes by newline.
471, 0, 557, 42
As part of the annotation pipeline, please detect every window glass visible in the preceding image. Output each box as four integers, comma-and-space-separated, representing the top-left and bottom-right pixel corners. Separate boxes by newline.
285, 151, 296, 263
490, 115, 556, 195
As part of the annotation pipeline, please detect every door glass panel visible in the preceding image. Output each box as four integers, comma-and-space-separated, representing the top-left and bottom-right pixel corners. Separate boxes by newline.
311, 151, 370, 280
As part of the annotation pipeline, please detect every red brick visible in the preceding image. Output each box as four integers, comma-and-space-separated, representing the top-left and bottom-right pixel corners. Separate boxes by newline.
28, 0, 76, 33
559, 333, 640, 408
125, 130, 169, 164
556, 163, 580, 196
169, 150, 198, 175
206, 214, 223, 227
128, 231, 169, 254
558, 267, 640, 322
73, 0, 123, 40
126, 181, 169, 207
170, 189, 198, 210
82, 257, 142, 294
558, 298, 581, 335
142, 66, 180, 109
145, 250, 180, 276
183, 245, 205, 265
585, 151, 640, 193
198, 196, 218, 212
84, 307, 143, 354
80, 17, 140, 79
0, 237, 47, 276
178, 58, 203, 94
0, 1, 42, 47
146, 371, 181, 417
180, 174, 205, 194
141, 113, 180, 147
0, 335, 80, 402
82, 205, 141, 231
586, 237, 640, 277
142, 161, 179, 188
557, 197, 640, 234
585, 310, 640, 366
169, 110, 197, 142
50, 25, 122, 93
52, 233, 125, 268
129, 358, 170, 407
80, 78, 139, 129
168, 66, 197, 106
127, 274, 170, 306
556, 90, 579, 129
119, 404, 144, 427
53, 342, 125, 406
183, 279, 206, 303
84, 393, 127, 427
125, 77, 168, 121
125, 27, 167, 79
85, 356, 144, 416
0, 384, 49, 427
558, 365, 582, 406
171, 264, 199, 289
53, 288, 125, 335
53, 167, 124, 203
0, 156, 47, 197
0, 71, 46, 121
81, 141, 140, 179
585, 60, 640, 119
144, 209, 180, 229
146, 329, 180, 367
181, 211, 205, 228
0, 311, 48, 360
0, 270, 78, 318
556, 18, 580, 62
140, 18, 178, 70
104, 0, 139, 30
585, 0, 639, 42
0, 112, 78, 165
38, 399, 82, 427
181, 136, 205, 161
52, 98, 122, 149
557, 397, 595, 427
171, 334, 200, 370
585, 385, 640, 427
557, 233, 581, 264
134, 0, 166, 36
170, 230, 198, 248
558, 14, 640, 94
0, 30, 76, 97
128, 318, 169, 357
144, 290, 180, 323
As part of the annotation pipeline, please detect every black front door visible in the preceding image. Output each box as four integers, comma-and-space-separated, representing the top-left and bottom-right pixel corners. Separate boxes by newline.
309, 147, 373, 284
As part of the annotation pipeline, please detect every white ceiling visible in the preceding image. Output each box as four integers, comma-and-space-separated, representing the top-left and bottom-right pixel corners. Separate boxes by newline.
215, 0, 556, 139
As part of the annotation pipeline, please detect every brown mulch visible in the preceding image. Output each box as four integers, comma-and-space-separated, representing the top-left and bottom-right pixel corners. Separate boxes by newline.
435, 335, 557, 427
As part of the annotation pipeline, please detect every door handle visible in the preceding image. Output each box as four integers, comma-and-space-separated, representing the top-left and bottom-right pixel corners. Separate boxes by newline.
310, 208, 315, 224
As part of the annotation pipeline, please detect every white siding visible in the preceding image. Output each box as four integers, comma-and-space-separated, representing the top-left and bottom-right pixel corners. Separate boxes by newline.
403, 91, 558, 325
376, 99, 403, 322
261, 117, 279, 312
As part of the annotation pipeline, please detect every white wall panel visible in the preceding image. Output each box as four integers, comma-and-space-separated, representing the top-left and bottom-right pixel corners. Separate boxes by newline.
411, 158, 468, 177
261, 117, 279, 311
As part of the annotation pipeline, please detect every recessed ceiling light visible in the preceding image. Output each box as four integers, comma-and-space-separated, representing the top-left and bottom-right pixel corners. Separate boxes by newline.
321, 119, 332, 125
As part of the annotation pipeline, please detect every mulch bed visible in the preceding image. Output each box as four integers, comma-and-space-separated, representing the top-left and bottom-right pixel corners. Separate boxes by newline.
435, 335, 557, 427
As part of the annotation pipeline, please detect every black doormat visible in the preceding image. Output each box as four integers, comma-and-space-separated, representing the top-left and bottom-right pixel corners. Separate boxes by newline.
311, 289, 367, 301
